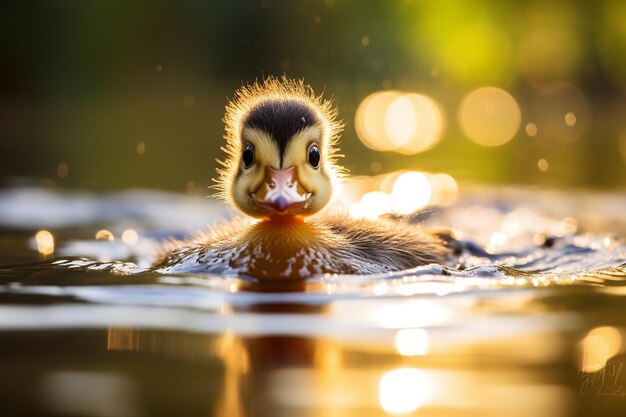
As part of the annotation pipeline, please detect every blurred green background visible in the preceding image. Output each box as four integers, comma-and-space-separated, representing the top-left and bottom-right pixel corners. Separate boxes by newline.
1, 0, 625, 192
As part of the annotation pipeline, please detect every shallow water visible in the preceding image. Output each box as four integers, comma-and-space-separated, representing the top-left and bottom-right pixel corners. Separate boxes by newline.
1, 185, 626, 417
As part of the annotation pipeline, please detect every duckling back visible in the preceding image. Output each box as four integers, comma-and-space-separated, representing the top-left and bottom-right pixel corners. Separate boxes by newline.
320, 214, 452, 272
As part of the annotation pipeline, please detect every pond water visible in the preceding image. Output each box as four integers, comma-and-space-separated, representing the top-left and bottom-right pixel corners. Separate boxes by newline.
1, 185, 626, 417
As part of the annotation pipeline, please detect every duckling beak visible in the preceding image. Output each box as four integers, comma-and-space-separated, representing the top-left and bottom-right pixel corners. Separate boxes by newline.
253, 166, 311, 216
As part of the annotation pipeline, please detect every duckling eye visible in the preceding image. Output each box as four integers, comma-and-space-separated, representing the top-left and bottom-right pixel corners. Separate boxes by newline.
308, 143, 320, 168
242, 144, 254, 169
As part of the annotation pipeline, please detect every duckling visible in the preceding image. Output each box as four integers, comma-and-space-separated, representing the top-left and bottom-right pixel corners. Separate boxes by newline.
155, 76, 452, 279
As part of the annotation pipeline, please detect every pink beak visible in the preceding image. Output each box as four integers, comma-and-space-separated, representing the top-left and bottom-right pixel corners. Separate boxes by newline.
253, 166, 311, 216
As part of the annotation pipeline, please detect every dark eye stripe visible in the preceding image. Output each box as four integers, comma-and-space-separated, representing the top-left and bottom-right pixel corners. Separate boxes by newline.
242, 144, 254, 168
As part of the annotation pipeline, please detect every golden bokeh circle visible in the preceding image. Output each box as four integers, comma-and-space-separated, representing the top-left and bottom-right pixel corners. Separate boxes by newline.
458, 87, 521, 146
355, 91, 445, 154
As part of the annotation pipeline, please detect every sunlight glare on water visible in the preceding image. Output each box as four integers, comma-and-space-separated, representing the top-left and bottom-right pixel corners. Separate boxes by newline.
371, 300, 451, 329
3, 1, 626, 415
349, 191, 392, 220
379, 368, 432, 414
347, 170, 456, 218
395, 328, 429, 356
391, 171, 432, 214
1, 185, 626, 417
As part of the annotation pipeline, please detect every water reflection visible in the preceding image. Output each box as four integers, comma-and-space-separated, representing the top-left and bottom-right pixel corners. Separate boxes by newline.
379, 368, 431, 414
2, 186, 626, 416
579, 326, 622, 373
395, 329, 429, 356
0, 259, 621, 416
40, 371, 139, 417
371, 300, 451, 329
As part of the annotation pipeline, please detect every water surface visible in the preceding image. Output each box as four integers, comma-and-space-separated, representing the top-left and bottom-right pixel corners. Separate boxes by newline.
1, 185, 625, 417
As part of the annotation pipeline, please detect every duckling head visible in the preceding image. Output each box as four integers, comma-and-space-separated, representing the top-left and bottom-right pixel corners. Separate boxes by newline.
215, 77, 345, 219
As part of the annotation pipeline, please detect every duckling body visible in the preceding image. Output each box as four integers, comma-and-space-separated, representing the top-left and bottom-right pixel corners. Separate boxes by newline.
156, 77, 452, 279
156, 215, 450, 278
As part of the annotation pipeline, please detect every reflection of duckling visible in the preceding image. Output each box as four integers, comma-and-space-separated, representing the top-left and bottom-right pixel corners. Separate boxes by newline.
156, 77, 452, 279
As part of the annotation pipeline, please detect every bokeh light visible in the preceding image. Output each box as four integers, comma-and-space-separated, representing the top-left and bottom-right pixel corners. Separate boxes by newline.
136, 142, 146, 155
525, 122, 538, 137
345, 170, 459, 219
387, 94, 445, 154
579, 326, 622, 372
0, 1, 624, 191
95, 229, 115, 241
372, 300, 451, 329
385, 96, 417, 147
355, 91, 399, 152
35, 230, 55, 256
374, 171, 404, 194
395, 329, 429, 356
391, 172, 432, 214
564, 112, 577, 127
349, 191, 392, 220
530, 83, 591, 143
428, 173, 459, 206
379, 368, 431, 414
356, 91, 444, 154
458, 87, 521, 146
56, 163, 69, 178
121, 229, 139, 245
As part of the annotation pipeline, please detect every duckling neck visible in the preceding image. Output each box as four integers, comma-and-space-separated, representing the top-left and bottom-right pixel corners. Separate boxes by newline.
247, 217, 322, 249
231, 217, 348, 279
262, 215, 305, 225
